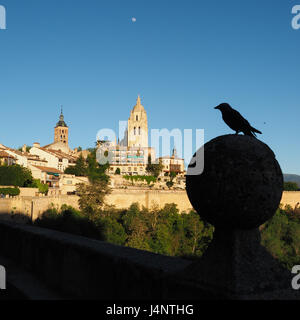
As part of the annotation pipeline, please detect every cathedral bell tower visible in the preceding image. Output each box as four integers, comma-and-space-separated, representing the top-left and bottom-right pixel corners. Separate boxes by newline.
54, 108, 69, 146
127, 96, 148, 148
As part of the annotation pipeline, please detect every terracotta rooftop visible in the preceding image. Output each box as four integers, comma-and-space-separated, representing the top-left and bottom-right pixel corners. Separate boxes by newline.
31, 165, 63, 174
0, 150, 16, 159
39, 147, 77, 161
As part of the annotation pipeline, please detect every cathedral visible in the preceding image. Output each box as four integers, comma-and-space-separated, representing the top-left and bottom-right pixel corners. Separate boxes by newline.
100, 96, 156, 176
126, 95, 148, 148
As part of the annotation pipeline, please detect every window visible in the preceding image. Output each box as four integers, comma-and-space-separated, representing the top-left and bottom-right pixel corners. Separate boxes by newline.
138, 127, 141, 135
136, 115, 138, 121
134, 127, 136, 135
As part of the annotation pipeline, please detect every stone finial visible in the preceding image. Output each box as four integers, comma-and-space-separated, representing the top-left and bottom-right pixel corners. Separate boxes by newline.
186, 134, 283, 229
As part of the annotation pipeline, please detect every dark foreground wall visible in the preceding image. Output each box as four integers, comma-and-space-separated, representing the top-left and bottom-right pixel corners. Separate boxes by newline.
0, 220, 196, 300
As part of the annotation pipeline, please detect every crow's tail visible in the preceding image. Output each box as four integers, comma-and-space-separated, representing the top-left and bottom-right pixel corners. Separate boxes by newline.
251, 126, 262, 134
243, 127, 262, 138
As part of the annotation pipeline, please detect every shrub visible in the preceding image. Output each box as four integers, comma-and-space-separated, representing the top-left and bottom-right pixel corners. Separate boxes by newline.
30, 179, 49, 194
0, 187, 20, 197
123, 175, 156, 185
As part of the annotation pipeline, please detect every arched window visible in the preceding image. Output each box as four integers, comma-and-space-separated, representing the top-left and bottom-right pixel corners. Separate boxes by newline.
138, 127, 141, 135
134, 127, 136, 135
136, 115, 138, 121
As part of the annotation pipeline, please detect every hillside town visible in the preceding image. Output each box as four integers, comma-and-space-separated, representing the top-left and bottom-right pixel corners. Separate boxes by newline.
0, 97, 186, 197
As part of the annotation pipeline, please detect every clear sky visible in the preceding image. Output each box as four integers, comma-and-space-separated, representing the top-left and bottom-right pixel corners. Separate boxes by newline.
0, 0, 299, 173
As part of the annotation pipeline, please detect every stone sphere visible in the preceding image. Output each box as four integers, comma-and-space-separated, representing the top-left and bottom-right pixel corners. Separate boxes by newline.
186, 135, 283, 230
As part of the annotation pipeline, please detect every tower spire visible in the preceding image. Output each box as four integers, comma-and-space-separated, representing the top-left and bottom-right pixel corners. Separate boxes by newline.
59, 106, 64, 122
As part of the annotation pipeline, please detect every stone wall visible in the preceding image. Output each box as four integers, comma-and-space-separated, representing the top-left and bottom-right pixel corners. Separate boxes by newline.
0, 189, 193, 220
280, 191, 300, 208
0, 187, 39, 197
106, 189, 193, 212
0, 190, 299, 221
0, 195, 80, 220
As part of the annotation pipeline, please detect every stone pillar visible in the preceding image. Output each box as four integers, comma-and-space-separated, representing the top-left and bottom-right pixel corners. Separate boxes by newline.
182, 135, 299, 299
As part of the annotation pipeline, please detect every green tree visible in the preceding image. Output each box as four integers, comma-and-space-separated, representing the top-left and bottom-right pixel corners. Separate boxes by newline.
170, 171, 177, 181
98, 217, 127, 245
261, 208, 300, 270
34, 206, 104, 240
284, 182, 299, 191
65, 154, 87, 176
166, 181, 174, 189
146, 156, 163, 178
31, 179, 49, 195
182, 211, 213, 256
18, 146, 32, 153
86, 149, 110, 183
0, 164, 34, 187
77, 180, 111, 218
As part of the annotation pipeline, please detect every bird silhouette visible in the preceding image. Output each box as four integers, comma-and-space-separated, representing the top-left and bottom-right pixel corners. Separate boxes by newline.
215, 103, 262, 138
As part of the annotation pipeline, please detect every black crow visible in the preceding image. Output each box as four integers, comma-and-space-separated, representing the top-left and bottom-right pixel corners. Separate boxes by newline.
215, 103, 262, 138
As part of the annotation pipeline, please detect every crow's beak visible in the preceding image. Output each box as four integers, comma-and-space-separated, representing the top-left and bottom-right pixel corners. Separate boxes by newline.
214, 106, 219, 110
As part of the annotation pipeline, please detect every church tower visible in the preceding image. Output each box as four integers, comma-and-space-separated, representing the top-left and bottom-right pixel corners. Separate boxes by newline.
127, 96, 148, 148
54, 108, 69, 146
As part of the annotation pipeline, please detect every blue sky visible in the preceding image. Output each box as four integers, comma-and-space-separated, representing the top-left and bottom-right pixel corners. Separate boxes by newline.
0, 0, 299, 173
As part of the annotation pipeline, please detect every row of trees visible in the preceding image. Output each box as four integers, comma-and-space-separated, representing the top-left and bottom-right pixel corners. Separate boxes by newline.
35, 202, 214, 258
34, 200, 300, 267
283, 182, 299, 191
